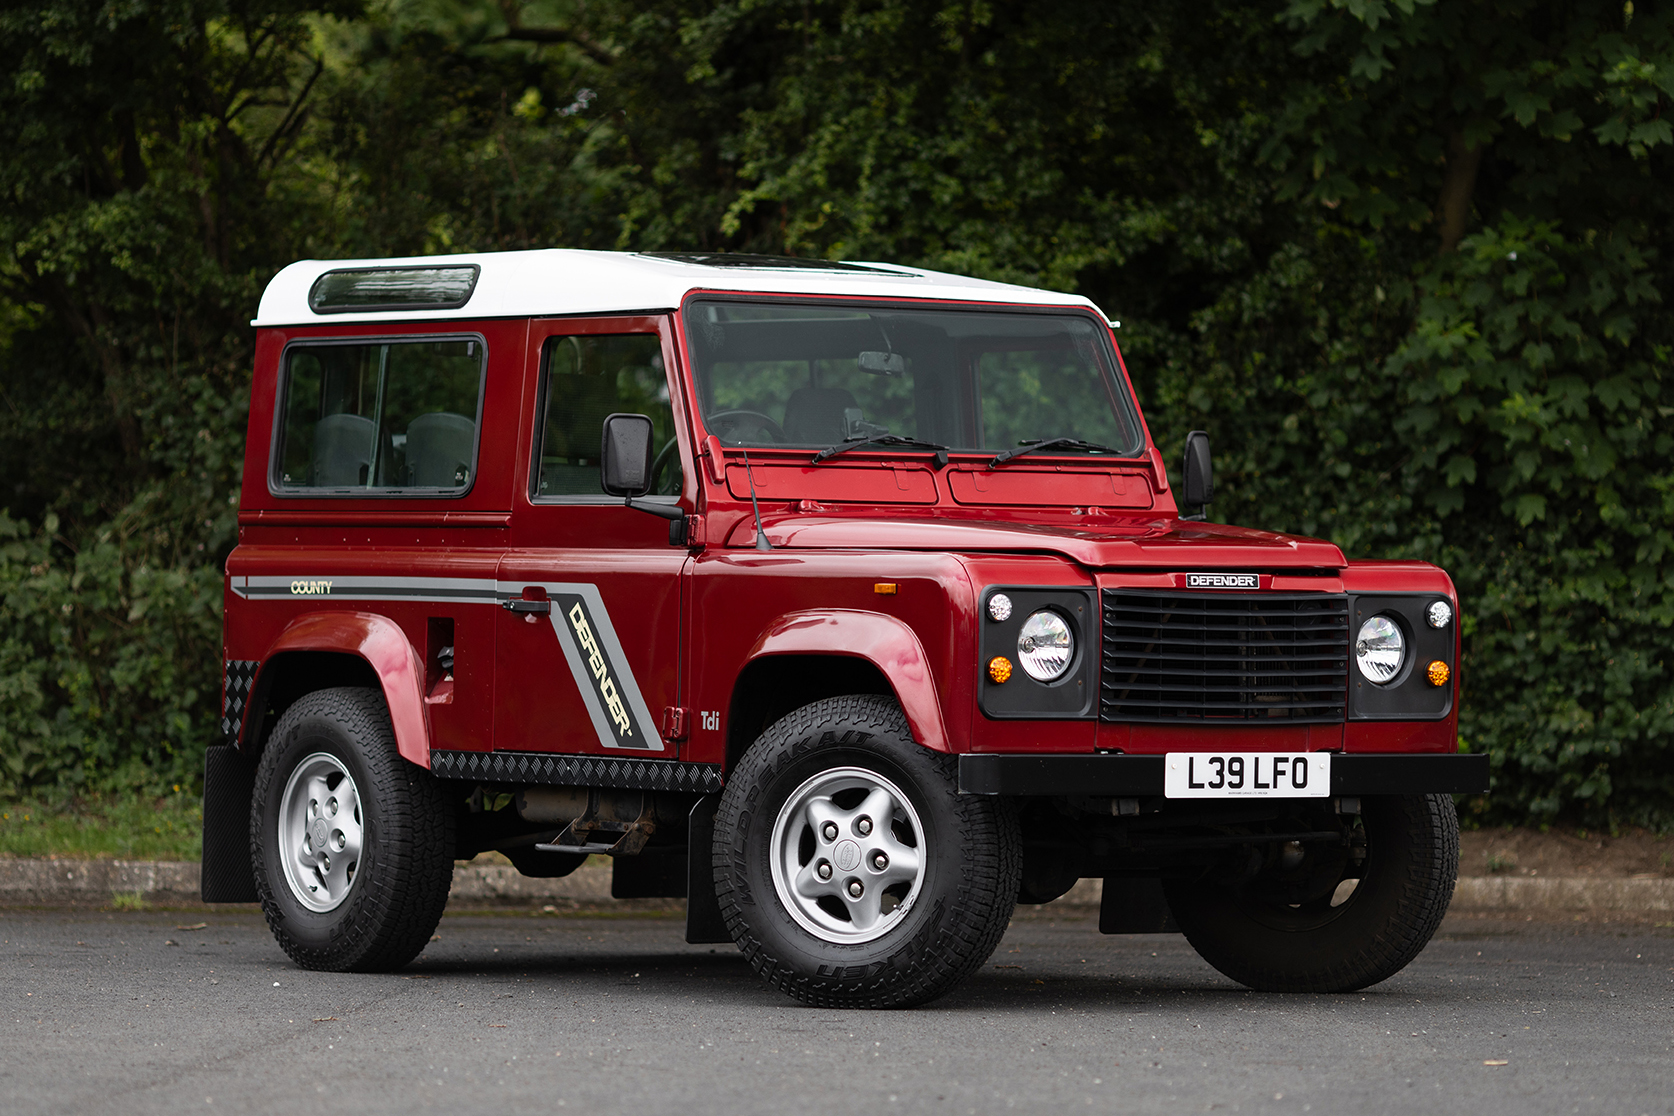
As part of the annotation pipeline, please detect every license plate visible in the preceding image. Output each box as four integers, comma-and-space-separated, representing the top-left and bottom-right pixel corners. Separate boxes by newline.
1164, 752, 1331, 798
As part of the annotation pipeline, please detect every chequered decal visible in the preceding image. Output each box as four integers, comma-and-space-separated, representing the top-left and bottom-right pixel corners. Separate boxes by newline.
428, 750, 723, 794
221, 659, 261, 742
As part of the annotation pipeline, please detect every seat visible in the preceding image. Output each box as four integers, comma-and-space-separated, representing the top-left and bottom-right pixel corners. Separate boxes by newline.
311, 413, 376, 486
782, 387, 860, 444
537, 375, 619, 495
404, 411, 476, 488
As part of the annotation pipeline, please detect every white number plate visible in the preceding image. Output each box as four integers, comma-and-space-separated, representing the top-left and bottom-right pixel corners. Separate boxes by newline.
1164, 752, 1330, 798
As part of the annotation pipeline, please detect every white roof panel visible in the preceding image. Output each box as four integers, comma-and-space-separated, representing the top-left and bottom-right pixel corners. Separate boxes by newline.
252, 249, 1106, 327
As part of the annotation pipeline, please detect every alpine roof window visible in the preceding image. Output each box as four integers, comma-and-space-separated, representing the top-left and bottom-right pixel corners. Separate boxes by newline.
308, 266, 480, 314
274, 336, 486, 495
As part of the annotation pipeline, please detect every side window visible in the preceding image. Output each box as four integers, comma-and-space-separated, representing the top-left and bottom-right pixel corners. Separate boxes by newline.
276, 337, 485, 493
533, 333, 680, 499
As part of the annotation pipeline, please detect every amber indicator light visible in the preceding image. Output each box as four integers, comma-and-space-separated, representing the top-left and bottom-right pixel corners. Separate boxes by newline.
988, 656, 1013, 684
874, 583, 898, 595
1426, 660, 1450, 687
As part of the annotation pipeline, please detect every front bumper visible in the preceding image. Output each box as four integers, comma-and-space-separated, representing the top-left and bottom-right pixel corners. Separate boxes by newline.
958, 752, 1488, 797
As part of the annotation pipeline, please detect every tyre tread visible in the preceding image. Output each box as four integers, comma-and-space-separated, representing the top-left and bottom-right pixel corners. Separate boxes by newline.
250, 687, 454, 973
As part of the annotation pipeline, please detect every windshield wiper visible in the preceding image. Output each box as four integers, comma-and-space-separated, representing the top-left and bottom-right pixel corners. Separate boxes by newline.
812, 435, 950, 466
990, 437, 1123, 467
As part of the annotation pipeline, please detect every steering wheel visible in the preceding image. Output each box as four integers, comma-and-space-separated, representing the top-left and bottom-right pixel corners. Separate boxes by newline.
650, 437, 682, 495
707, 409, 784, 444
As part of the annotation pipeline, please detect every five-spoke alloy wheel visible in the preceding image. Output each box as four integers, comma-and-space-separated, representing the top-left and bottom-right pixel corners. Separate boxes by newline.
277, 753, 364, 912
770, 766, 927, 941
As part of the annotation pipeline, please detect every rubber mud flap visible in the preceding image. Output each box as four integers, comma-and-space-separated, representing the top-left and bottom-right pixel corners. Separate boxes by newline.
201, 744, 259, 903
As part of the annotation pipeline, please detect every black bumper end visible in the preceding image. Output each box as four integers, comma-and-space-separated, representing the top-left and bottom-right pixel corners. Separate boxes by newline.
958, 752, 1489, 797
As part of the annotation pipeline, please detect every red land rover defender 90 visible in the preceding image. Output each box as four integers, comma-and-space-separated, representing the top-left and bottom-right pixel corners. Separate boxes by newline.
203, 250, 1486, 1007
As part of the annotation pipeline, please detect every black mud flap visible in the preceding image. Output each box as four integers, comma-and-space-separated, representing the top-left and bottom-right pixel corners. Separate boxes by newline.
200, 744, 259, 903
1099, 877, 1179, 934
684, 794, 731, 944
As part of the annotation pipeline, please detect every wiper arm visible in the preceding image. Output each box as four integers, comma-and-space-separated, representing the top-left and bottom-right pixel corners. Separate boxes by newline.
811, 435, 950, 466
990, 437, 1122, 467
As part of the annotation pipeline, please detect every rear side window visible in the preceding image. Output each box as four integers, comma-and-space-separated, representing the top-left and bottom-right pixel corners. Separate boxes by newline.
533, 333, 680, 499
275, 337, 486, 494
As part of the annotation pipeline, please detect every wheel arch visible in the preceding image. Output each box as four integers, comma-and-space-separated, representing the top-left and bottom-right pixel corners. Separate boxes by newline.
240, 612, 431, 768
725, 609, 951, 773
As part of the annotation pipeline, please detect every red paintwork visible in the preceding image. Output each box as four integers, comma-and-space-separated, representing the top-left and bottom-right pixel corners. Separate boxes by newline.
744, 609, 949, 752
222, 291, 1460, 773
947, 468, 1153, 509
256, 612, 432, 766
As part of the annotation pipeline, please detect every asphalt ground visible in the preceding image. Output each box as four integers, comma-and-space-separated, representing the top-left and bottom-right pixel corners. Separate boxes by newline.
2, 906, 1670, 1116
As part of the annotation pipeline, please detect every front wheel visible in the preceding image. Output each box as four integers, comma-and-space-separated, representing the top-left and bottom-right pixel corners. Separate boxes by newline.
714, 695, 1020, 1008
251, 687, 455, 972
1163, 793, 1459, 993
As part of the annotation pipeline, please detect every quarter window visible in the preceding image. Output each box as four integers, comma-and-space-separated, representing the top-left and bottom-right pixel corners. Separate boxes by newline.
275, 338, 486, 493
533, 334, 680, 498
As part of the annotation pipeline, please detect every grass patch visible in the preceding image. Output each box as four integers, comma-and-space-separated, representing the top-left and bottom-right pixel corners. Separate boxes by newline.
0, 790, 203, 860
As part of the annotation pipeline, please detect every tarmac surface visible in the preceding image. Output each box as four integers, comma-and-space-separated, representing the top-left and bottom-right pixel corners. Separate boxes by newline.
2, 906, 1670, 1116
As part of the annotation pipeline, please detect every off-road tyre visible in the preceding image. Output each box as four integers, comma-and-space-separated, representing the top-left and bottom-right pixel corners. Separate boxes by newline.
251, 687, 455, 972
714, 695, 1021, 1009
1163, 793, 1458, 993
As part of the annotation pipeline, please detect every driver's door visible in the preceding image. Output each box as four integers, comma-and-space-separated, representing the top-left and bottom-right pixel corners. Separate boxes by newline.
493, 316, 692, 757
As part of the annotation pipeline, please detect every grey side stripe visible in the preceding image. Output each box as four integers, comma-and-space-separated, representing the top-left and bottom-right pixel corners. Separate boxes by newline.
229, 573, 662, 753
234, 574, 500, 603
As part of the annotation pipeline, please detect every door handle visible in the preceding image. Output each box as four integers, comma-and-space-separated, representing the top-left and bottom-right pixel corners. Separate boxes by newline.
502, 598, 551, 615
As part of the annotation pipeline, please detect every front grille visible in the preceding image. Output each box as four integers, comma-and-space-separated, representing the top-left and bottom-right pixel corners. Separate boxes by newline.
1100, 591, 1349, 722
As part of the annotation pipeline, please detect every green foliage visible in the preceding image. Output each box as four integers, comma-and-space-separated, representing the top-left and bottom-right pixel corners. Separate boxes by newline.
0, 0, 1668, 824
0, 790, 204, 861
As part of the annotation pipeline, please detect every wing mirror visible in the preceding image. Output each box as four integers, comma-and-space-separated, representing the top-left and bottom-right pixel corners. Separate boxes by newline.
601, 412, 655, 496
1181, 430, 1213, 520
600, 413, 687, 543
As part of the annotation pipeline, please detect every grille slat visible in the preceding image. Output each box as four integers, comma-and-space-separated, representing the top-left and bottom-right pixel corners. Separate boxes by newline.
1100, 590, 1349, 723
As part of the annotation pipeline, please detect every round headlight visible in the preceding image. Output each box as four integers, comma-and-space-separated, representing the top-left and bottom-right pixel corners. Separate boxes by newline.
1355, 616, 1406, 684
1017, 610, 1074, 682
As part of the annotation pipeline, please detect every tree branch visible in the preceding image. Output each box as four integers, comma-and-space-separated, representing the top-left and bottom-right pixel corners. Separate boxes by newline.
1436, 129, 1482, 254
492, 7, 615, 67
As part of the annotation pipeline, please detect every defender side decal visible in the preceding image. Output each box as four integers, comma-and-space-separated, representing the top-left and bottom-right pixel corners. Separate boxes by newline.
538, 583, 662, 752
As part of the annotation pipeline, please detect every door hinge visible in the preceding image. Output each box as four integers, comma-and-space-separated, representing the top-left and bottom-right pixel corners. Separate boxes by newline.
661, 706, 689, 741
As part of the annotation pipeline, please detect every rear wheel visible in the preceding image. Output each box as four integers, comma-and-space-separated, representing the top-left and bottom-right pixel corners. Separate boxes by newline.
251, 687, 454, 972
714, 695, 1020, 1008
1163, 793, 1458, 992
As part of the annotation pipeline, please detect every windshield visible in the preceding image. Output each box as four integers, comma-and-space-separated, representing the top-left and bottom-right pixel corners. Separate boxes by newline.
684, 300, 1144, 456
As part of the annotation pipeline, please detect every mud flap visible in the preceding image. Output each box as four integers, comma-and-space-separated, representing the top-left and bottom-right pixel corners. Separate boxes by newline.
200, 744, 259, 903
684, 794, 731, 944
1098, 877, 1179, 934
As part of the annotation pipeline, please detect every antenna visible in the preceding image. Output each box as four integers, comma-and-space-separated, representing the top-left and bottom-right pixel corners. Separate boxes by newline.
740, 447, 772, 550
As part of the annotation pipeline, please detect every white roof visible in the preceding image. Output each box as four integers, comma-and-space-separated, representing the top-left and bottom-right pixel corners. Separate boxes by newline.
252, 249, 1109, 327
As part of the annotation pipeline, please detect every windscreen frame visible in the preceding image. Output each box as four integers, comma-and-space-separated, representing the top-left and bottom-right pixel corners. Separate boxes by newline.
676, 293, 1147, 460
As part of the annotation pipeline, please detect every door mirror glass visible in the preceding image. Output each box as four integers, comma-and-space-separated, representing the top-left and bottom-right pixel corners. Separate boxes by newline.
601, 413, 656, 496
1182, 430, 1213, 508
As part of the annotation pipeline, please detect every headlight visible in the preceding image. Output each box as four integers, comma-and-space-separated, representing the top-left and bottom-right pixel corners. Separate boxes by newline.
1017, 610, 1074, 682
1355, 616, 1406, 684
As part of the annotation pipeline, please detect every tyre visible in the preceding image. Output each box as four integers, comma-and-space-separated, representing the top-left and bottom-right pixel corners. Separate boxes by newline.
1162, 793, 1458, 993
714, 695, 1021, 1008
250, 687, 455, 972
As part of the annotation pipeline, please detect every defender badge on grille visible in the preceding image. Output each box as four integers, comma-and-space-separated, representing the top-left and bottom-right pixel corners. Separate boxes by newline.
1185, 572, 1259, 589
